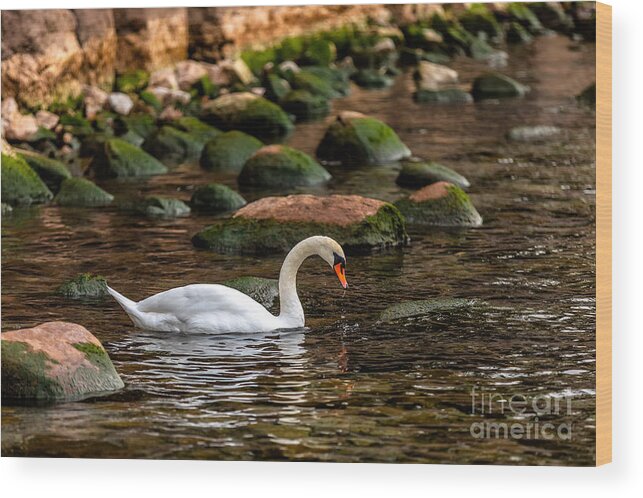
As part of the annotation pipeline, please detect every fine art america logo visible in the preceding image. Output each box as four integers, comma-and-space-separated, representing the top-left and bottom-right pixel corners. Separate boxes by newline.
470, 386, 573, 441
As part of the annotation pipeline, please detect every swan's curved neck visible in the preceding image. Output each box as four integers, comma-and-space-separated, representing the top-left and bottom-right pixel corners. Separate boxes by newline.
278, 238, 321, 325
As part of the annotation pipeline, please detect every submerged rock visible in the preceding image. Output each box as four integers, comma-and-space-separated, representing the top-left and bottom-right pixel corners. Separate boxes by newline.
281, 90, 330, 121
316, 111, 411, 165
1, 322, 124, 403
137, 196, 191, 218
17, 151, 71, 193
193, 194, 409, 254
169, 116, 220, 144
577, 82, 596, 109
223, 276, 279, 309
414, 88, 472, 104
200, 131, 263, 172
239, 145, 331, 188
90, 138, 168, 178
507, 125, 561, 142
54, 178, 114, 207
351, 69, 393, 89
201, 92, 293, 140
396, 160, 470, 189
1, 153, 53, 205
58, 273, 109, 299
379, 298, 479, 322
190, 184, 246, 213
471, 73, 529, 100
143, 126, 203, 165
395, 181, 482, 226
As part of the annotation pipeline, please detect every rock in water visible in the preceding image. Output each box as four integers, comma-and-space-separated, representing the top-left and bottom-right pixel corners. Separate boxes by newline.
54, 178, 114, 207
1, 153, 53, 205
577, 82, 596, 109
222, 276, 279, 309
396, 159, 470, 189
169, 116, 221, 145
199, 131, 263, 172
190, 184, 247, 213
201, 92, 293, 140
414, 61, 458, 90
17, 151, 71, 192
238, 145, 331, 188
58, 273, 109, 299
143, 126, 203, 166
281, 90, 330, 121
507, 125, 561, 142
90, 138, 168, 178
1, 322, 124, 403
413, 88, 472, 104
379, 298, 479, 321
193, 194, 409, 254
351, 69, 393, 89
471, 73, 529, 100
395, 181, 482, 227
137, 196, 191, 218
316, 111, 411, 165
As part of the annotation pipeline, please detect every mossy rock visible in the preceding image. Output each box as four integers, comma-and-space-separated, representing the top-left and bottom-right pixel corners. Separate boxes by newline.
316, 112, 411, 165
281, 89, 330, 121
140, 90, 162, 113
58, 273, 109, 299
190, 184, 246, 213
142, 126, 203, 166
468, 37, 499, 61
396, 160, 470, 189
191, 75, 219, 99
169, 116, 221, 144
577, 82, 596, 109
289, 70, 339, 99
137, 196, 191, 218
507, 21, 533, 44
529, 2, 574, 32
507, 2, 544, 33
1, 153, 53, 205
301, 66, 351, 96
17, 151, 71, 193
301, 38, 337, 66
114, 113, 157, 141
54, 177, 114, 207
200, 92, 294, 140
239, 145, 331, 188
115, 69, 150, 94
222, 276, 279, 309
193, 194, 409, 255
91, 138, 167, 178
59, 113, 94, 138
351, 69, 394, 89
400, 48, 451, 66
379, 298, 479, 322
414, 88, 472, 104
1, 322, 124, 403
471, 72, 529, 100
264, 74, 292, 102
395, 181, 482, 227
199, 131, 263, 172
458, 3, 503, 40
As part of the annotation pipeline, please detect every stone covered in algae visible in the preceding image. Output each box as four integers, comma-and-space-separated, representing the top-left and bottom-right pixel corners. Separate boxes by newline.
351, 69, 394, 89
395, 181, 482, 226
190, 183, 247, 213
379, 298, 479, 322
137, 196, 191, 218
115, 69, 149, 94
238, 144, 331, 188
471, 72, 529, 101
199, 130, 263, 172
1, 153, 53, 205
169, 116, 221, 145
143, 125, 204, 165
458, 3, 503, 40
90, 138, 168, 178
413, 88, 472, 104
58, 273, 109, 299
288, 69, 339, 99
222, 276, 279, 309
201, 92, 294, 140
396, 159, 470, 189
17, 151, 71, 193
281, 90, 330, 121
1, 321, 124, 403
316, 111, 411, 165
193, 194, 409, 255
54, 177, 114, 207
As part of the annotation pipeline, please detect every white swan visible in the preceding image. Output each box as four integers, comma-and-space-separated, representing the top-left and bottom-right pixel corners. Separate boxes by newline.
107, 235, 348, 334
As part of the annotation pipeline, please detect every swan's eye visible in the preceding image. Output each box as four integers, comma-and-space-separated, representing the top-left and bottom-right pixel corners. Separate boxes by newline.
333, 252, 346, 268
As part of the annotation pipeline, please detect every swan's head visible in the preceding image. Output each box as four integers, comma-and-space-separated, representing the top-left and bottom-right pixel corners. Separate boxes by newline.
316, 236, 348, 289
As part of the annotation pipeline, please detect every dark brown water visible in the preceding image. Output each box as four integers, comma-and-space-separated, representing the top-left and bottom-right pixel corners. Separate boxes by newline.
1, 35, 596, 465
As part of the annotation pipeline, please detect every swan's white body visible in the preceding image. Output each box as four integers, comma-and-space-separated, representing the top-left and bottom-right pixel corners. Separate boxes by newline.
107, 236, 347, 334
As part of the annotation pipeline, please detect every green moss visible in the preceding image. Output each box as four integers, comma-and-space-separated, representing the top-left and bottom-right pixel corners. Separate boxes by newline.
351, 69, 394, 89
413, 88, 472, 104
72, 342, 112, 371
507, 22, 533, 44
193, 203, 409, 255
1, 153, 53, 205
400, 48, 451, 66
137, 196, 191, 218
289, 70, 339, 99
223, 276, 279, 309
1, 341, 65, 401
17, 151, 71, 193
140, 90, 162, 113
281, 90, 330, 121
169, 116, 221, 144
190, 183, 246, 213
114, 114, 157, 141
115, 70, 150, 94
471, 72, 529, 100
507, 2, 544, 33
54, 177, 114, 207
91, 138, 168, 178
59, 113, 94, 138
277, 37, 305, 61
239, 145, 331, 188
396, 160, 470, 189
241, 47, 277, 76
300, 66, 351, 96
316, 114, 411, 165
395, 184, 482, 226
264, 74, 292, 102
191, 75, 219, 98
458, 3, 503, 40
142, 126, 203, 165
58, 273, 109, 298
199, 131, 263, 172
301, 38, 337, 66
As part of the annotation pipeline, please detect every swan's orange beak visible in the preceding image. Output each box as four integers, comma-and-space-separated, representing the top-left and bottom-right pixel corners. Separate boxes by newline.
334, 263, 348, 289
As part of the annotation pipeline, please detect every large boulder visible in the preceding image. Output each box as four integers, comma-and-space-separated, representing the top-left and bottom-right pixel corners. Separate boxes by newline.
193, 194, 409, 254
17, 151, 71, 192
199, 131, 263, 172
396, 159, 470, 189
238, 145, 331, 189
190, 183, 246, 213
90, 138, 168, 178
395, 181, 482, 227
471, 73, 529, 100
200, 92, 294, 140
54, 177, 114, 207
316, 111, 411, 165
1, 322, 124, 403
1, 153, 53, 205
